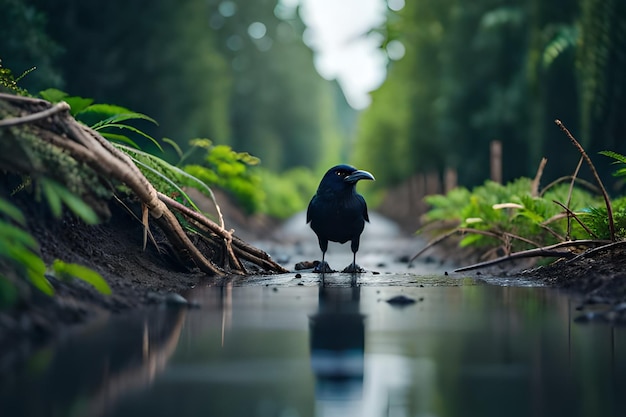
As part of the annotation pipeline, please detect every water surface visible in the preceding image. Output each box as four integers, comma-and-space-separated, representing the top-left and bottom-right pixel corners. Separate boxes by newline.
1, 275, 625, 417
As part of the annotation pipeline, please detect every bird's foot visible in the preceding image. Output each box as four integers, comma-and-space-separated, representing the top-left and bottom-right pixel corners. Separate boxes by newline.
342, 263, 366, 273
313, 261, 335, 273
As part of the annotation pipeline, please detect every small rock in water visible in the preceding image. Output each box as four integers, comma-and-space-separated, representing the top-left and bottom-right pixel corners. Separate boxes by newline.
396, 255, 411, 263
386, 295, 417, 306
295, 260, 317, 270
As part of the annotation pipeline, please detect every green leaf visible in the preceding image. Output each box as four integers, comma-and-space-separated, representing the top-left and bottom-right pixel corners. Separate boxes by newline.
41, 179, 63, 218
0, 223, 39, 250
114, 143, 219, 213
78, 103, 136, 119
600, 150, 626, 164
95, 123, 163, 152
52, 260, 111, 295
163, 138, 183, 160
39, 88, 68, 103
57, 189, 100, 225
39, 178, 99, 224
0, 198, 26, 225
100, 132, 141, 149
3, 246, 52, 296
88, 112, 159, 130
459, 233, 486, 248
63, 96, 94, 116
27, 269, 54, 296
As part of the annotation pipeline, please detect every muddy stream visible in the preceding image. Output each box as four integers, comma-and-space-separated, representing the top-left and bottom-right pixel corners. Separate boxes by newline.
1, 213, 625, 417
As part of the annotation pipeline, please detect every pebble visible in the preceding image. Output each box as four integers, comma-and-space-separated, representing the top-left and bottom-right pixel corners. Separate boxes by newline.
386, 295, 417, 306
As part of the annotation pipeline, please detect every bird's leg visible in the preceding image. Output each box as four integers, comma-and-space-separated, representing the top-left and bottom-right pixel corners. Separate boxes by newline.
320, 252, 326, 286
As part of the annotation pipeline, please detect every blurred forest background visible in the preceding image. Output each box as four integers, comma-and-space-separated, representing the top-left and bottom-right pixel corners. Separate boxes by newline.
1, 0, 625, 227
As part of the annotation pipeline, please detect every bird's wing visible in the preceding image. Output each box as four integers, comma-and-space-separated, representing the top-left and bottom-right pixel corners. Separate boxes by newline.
357, 194, 370, 222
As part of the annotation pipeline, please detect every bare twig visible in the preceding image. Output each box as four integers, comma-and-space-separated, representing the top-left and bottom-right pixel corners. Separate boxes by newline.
531, 157, 548, 197
565, 156, 584, 239
540, 176, 600, 196
454, 239, 611, 272
551, 200, 598, 238
555, 119, 615, 240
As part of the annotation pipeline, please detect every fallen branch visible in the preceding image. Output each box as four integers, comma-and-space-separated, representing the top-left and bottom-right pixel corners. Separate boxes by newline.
454, 239, 611, 272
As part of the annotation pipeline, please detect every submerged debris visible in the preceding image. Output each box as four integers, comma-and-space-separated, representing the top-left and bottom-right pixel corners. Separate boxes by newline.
386, 295, 418, 306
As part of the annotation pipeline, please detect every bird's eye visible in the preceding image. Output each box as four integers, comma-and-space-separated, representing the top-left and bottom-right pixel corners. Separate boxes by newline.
336, 170, 346, 177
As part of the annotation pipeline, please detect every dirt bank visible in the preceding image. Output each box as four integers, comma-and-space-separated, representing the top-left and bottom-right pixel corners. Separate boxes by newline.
0, 186, 287, 370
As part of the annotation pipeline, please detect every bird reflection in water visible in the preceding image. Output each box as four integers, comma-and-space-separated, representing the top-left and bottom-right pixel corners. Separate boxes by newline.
309, 285, 365, 414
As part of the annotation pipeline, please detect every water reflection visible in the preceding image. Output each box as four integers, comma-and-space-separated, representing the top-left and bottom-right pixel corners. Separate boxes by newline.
0, 307, 186, 417
310, 286, 365, 414
2, 284, 626, 417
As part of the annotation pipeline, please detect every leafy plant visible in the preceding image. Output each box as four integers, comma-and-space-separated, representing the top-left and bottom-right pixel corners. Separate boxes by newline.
182, 139, 264, 214
0, 197, 51, 299
0, 197, 112, 308
421, 177, 601, 255
39, 88, 162, 152
257, 167, 318, 219
0, 61, 30, 95
38, 177, 99, 225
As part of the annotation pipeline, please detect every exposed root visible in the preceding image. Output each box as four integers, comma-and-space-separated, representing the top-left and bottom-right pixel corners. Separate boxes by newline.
0, 94, 286, 276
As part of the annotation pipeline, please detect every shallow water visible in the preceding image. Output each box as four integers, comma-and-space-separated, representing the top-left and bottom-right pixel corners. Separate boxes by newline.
1, 274, 625, 417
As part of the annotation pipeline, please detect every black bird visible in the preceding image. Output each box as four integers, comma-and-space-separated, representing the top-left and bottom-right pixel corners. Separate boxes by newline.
307, 164, 375, 275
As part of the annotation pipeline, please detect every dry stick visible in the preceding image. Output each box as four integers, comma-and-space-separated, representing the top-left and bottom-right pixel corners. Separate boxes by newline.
551, 200, 598, 238
0, 101, 70, 127
554, 119, 615, 241
540, 176, 600, 196
454, 239, 611, 272
112, 194, 160, 252
531, 157, 548, 197
564, 156, 584, 239
232, 245, 286, 272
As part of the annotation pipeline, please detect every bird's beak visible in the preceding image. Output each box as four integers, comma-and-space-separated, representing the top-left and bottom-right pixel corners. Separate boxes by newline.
344, 169, 375, 183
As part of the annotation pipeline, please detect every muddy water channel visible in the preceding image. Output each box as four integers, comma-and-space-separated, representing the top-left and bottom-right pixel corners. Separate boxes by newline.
2, 214, 626, 417
2, 275, 626, 417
